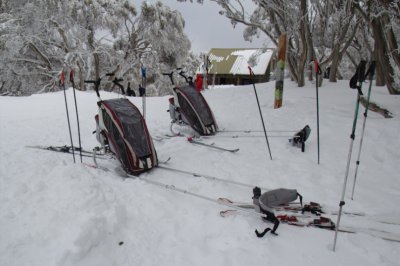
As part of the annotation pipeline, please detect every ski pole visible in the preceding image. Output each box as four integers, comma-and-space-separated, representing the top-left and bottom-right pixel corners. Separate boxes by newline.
314, 59, 322, 164
351, 61, 376, 200
158, 165, 271, 192
70, 68, 83, 163
333, 60, 366, 251
60, 69, 76, 163
248, 66, 273, 160
220, 129, 297, 133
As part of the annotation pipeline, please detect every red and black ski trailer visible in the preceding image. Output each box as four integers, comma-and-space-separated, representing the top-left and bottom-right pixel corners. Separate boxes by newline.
165, 69, 218, 136
87, 74, 158, 175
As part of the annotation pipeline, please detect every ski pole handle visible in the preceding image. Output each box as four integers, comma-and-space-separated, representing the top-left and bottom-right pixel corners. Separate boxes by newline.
357, 61, 367, 83
69, 68, 74, 82
314, 59, 321, 75
60, 70, 65, 87
141, 67, 146, 78
69, 68, 75, 87
365, 61, 376, 81
84, 80, 100, 98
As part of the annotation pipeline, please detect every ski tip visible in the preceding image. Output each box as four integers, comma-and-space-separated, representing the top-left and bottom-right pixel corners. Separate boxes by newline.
218, 198, 234, 203
219, 209, 237, 217
159, 157, 171, 164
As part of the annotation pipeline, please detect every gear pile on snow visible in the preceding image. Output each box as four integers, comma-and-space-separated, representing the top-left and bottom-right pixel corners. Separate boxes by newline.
253, 187, 303, 237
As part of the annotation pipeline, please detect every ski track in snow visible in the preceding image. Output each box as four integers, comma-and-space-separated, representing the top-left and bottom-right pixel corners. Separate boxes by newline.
1, 80, 400, 266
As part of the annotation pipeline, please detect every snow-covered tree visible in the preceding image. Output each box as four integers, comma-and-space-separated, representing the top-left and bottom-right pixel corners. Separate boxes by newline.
134, 1, 192, 95
0, 0, 138, 94
0, 1, 59, 95
0, 0, 194, 96
310, 1, 360, 82
61, 0, 137, 90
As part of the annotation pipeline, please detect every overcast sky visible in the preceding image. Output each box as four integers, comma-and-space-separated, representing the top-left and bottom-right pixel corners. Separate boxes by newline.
132, 0, 270, 54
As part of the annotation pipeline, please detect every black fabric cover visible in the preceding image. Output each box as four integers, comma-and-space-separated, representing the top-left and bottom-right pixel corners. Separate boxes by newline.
176, 85, 216, 135
102, 108, 131, 169
179, 86, 214, 126
102, 98, 150, 158
177, 92, 203, 133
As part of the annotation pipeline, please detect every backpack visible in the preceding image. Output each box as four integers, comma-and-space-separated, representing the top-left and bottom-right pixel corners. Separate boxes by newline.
349, 60, 367, 95
253, 187, 303, 213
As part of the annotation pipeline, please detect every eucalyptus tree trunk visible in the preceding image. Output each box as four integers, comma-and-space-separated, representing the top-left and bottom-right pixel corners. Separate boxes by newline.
87, 26, 100, 82
297, 0, 309, 87
371, 18, 399, 94
355, 1, 400, 94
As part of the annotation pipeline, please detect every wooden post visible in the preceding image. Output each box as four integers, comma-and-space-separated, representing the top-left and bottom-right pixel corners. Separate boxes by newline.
274, 33, 287, 109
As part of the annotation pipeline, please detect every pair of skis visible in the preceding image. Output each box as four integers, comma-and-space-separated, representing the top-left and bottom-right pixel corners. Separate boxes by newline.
217, 198, 400, 242
217, 197, 400, 226
217, 198, 365, 217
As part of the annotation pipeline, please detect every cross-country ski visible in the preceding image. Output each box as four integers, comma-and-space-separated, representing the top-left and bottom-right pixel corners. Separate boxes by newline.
26, 145, 108, 159
187, 137, 239, 153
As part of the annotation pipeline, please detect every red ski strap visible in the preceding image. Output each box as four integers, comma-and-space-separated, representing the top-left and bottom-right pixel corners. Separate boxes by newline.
70, 68, 74, 83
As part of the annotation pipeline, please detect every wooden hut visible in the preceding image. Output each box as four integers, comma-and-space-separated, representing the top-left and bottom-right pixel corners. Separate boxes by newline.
201, 48, 276, 86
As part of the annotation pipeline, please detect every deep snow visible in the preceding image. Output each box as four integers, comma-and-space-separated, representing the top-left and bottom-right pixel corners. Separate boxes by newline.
1, 79, 399, 266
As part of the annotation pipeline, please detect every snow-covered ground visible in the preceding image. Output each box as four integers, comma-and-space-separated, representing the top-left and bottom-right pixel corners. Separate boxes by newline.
1, 79, 399, 266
